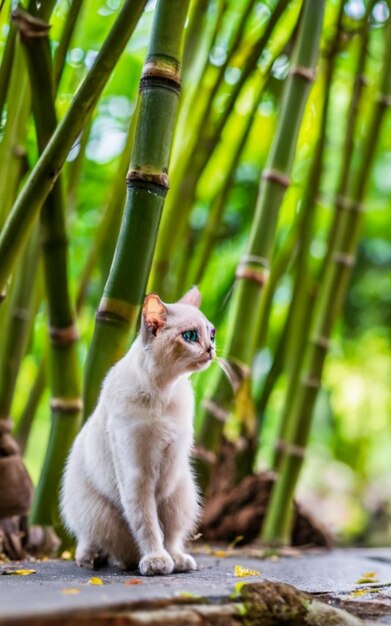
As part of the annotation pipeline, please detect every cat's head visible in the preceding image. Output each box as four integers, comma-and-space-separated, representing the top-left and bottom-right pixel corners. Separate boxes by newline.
141, 287, 216, 377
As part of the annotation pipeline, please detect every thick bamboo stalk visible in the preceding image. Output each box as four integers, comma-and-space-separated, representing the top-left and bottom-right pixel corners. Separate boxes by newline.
0, 0, 147, 295
262, 8, 391, 545
82, 0, 192, 419
197, 0, 326, 487
150, 0, 293, 297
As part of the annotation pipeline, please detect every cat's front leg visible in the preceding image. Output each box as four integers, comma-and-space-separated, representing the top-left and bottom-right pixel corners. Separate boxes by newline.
159, 471, 200, 573
111, 427, 174, 575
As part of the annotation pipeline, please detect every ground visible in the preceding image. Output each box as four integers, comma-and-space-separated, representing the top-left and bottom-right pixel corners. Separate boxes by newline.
1, 548, 391, 625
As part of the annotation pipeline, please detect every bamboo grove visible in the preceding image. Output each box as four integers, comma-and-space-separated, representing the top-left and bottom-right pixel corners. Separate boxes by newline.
0, 0, 390, 551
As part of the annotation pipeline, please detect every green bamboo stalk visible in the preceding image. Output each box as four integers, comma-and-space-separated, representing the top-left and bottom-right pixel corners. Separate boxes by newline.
150, 0, 293, 297
82, 0, 192, 419
320, 3, 374, 281
0, 21, 16, 122
197, 0, 325, 489
66, 115, 92, 213
0, 225, 40, 421
0, 0, 147, 296
15, 358, 47, 454
261, 8, 391, 545
53, 0, 84, 88
0, 38, 30, 228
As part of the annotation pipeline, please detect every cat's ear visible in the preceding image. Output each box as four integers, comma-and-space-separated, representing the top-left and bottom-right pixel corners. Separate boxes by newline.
142, 294, 167, 337
178, 286, 201, 308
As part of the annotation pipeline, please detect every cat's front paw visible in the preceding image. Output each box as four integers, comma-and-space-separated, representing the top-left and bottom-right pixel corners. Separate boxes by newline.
172, 552, 197, 573
139, 551, 174, 576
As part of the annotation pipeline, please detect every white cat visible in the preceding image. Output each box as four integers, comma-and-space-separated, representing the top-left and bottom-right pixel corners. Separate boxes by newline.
61, 287, 215, 575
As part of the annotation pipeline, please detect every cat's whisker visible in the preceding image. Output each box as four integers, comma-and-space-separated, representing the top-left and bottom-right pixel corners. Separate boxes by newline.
213, 357, 241, 393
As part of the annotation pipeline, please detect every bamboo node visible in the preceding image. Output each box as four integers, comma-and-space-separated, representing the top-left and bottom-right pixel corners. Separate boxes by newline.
192, 445, 217, 465
49, 324, 79, 346
12, 307, 32, 322
12, 8, 51, 40
275, 439, 306, 459
333, 252, 356, 267
140, 56, 181, 94
335, 196, 364, 213
97, 297, 135, 324
202, 399, 229, 423
50, 398, 83, 413
126, 169, 169, 193
377, 93, 391, 107
262, 169, 290, 188
302, 375, 321, 389
239, 255, 269, 269
290, 65, 316, 82
236, 266, 269, 286
0, 289, 6, 303
311, 335, 330, 350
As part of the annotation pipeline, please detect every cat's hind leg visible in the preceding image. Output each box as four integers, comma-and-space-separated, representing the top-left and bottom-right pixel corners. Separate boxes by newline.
75, 538, 108, 569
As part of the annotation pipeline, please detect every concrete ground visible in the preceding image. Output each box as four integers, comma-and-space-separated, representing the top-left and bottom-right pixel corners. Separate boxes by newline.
1, 547, 391, 625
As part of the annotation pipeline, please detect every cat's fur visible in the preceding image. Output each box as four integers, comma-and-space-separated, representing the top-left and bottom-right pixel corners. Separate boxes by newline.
61, 287, 215, 575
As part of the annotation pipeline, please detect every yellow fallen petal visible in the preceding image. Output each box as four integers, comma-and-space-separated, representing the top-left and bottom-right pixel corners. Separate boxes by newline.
234, 564, 261, 578
211, 550, 228, 558
62, 588, 80, 595
88, 576, 103, 585
61, 551, 72, 560
2, 569, 37, 576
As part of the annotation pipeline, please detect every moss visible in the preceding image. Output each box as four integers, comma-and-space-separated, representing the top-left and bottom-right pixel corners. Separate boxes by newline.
240, 581, 310, 626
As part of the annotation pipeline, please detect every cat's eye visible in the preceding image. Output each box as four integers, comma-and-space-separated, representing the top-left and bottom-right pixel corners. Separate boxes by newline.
210, 328, 216, 342
182, 329, 198, 343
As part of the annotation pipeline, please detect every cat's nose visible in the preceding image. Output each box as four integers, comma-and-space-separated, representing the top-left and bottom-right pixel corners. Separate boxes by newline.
206, 344, 213, 355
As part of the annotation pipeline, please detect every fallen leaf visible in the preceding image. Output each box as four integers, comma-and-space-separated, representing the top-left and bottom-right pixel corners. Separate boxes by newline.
124, 578, 143, 585
211, 550, 228, 558
356, 571, 380, 584
234, 564, 261, 578
61, 551, 72, 560
350, 588, 381, 598
228, 536, 244, 550
88, 576, 103, 585
61, 588, 80, 595
2, 569, 37, 576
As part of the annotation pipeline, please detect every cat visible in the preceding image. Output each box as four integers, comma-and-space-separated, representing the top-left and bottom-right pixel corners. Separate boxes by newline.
61, 287, 215, 575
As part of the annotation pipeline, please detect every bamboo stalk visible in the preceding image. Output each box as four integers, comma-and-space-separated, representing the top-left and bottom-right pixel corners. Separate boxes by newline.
0, 0, 147, 295
0, 225, 40, 422
15, 358, 47, 455
0, 38, 30, 228
0, 21, 16, 122
53, 0, 84, 88
82, 0, 192, 419
197, 0, 325, 489
261, 6, 391, 545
